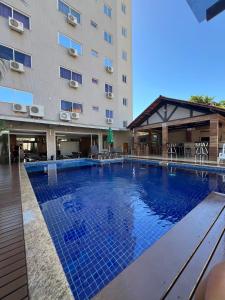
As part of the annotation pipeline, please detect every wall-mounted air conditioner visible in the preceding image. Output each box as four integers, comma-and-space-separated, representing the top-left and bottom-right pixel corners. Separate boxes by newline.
29, 105, 44, 118
68, 48, 78, 57
12, 103, 27, 113
67, 14, 78, 26
106, 66, 113, 73
106, 92, 114, 99
106, 118, 113, 124
69, 80, 79, 89
10, 60, 24, 73
8, 17, 24, 33
71, 112, 80, 119
60, 111, 71, 121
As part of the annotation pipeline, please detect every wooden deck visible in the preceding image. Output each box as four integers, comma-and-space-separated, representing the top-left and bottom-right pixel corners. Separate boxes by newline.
0, 164, 29, 300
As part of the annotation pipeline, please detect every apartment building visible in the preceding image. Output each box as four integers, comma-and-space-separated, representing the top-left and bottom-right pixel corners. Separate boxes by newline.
0, 0, 132, 160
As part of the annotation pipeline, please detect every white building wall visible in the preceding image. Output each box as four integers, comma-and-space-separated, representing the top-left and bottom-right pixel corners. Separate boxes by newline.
0, 0, 132, 134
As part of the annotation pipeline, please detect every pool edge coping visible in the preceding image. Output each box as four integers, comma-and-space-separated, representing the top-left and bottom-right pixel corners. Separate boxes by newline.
19, 163, 74, 300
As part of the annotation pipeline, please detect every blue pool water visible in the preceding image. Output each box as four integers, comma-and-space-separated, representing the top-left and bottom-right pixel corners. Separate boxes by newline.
27, 160, 225, 299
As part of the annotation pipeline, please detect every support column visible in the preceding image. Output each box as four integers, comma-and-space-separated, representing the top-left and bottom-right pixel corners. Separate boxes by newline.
98, 133, 103, 152
162, 123, 168, 159
148, 130, 152, 155
132, 130, 139, 155
209, 118, 219, 161
46, 129, 56, 160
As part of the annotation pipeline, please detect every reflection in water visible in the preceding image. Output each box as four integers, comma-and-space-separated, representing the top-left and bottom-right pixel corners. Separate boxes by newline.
28, 161, 225, 300
47, 163, 57, 186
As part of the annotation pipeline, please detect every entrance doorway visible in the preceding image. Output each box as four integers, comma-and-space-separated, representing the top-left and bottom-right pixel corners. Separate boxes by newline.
10, 132, 47, 162
56, 133, 99, 159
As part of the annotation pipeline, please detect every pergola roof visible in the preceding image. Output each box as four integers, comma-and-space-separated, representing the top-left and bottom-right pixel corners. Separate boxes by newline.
128, 95, 225, 130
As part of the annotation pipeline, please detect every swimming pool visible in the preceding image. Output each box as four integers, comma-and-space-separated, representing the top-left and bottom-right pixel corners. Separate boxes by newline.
26, 160, 225, 299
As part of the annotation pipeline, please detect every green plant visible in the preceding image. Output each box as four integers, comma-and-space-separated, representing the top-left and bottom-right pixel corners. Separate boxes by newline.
189, 95, 214, 104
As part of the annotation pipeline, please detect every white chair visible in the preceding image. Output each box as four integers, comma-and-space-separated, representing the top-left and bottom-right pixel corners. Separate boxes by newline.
218, 144, 225, 163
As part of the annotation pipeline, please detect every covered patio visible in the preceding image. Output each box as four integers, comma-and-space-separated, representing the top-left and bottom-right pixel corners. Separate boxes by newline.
129, 96, 225, 162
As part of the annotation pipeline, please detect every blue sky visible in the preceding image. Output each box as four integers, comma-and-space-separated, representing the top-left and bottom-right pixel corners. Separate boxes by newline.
132, 0, 225, 117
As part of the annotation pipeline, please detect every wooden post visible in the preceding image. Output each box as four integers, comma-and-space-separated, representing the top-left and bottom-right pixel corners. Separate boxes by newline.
162, 123, 168, 158
132, 131, 139, 155
209, 117, 219, 161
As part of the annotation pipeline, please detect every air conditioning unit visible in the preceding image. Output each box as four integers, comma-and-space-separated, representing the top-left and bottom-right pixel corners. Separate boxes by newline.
60, 111, 71, 121
69, 80, 79, 89
106, 118, 113, 124
68, 48, 78, 57
71, 112, 80, 119
106, 66, 113, 73
12, 103, 27, 113
67, 14, 78, 26
106, 92, 114, 99
10, 60, 24, 73
8, 17, 24, 33
29, 105, 44, 118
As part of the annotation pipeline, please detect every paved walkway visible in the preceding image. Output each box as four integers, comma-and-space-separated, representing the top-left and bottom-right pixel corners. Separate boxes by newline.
0, 164, 29, 300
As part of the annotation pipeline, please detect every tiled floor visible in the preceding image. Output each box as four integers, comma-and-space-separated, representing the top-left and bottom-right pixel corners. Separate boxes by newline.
0, 164, 29, 300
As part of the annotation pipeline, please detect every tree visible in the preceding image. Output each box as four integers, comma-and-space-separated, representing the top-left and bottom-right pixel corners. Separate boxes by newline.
189, 95, 214, 105
189, 96, 225, 109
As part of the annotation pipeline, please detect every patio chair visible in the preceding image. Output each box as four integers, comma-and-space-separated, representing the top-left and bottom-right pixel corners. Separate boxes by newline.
218, 144, 225, 164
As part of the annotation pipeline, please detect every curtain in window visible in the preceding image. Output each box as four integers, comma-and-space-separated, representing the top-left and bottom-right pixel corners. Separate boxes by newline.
13, 10, 30, 29
72, 72, 82, 84
73, 103, 83, 113
0, 2, 12, 18
0, 44, 13, 60
60, 67, 71, 80
14, 51, 31, 67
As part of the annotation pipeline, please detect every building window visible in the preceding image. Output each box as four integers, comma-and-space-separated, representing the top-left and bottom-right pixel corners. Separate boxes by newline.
92, 106, 99, 111
92, 78, 99, 84
106, 109, 113, 118
122, 50, 127, 61
91, 49, 98, 57
58, 33, 82, 55
121, 2, 126, 14
104, 4, 112, 17
58, 0, 81, 23
60, 67, 82, 84
90, 20, 98, 28
104, 31, 112, 44
123, 98, 128, 106
0, 44, 31, 67
122, 75, 127, 83
0, 86, 33, 105
61, 100, 83, 113
104, 57, 113, 67
122, 26, 127, 37
105, 83, 112, 93
123, 121, 128, 128
0, 2, 30, 29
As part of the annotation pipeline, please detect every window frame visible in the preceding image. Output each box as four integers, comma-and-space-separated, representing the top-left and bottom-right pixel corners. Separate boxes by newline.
59, 66, 83, 84
58, 32, 83, 55
122, 75, 127, 83
105, 83, 113, 93
104, 31, 113, 44
0, 43, 32, 67
61, 100, 83, 113
90, 20, 98, 28
0, 1, 30, 29
57, 0, 81, 24
106, 109, 113, 118
104, 4, 112, 18
123, 98, 128, 106
91, 49, 98, 57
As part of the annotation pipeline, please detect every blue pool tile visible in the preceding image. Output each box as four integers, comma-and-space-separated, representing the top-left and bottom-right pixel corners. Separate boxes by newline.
27, 160, 225, 299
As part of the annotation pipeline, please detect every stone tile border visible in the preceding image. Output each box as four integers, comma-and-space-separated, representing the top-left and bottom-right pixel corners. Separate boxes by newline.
19, 164, 74, 300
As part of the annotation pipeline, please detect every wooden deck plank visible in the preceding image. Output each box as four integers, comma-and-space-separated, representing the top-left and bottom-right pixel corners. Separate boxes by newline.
0, 164, 29, 299
164, 207, 225, 299
0, 275, 27, 298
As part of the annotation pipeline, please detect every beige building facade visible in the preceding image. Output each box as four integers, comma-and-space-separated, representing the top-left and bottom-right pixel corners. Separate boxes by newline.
0, 0, 132, 159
